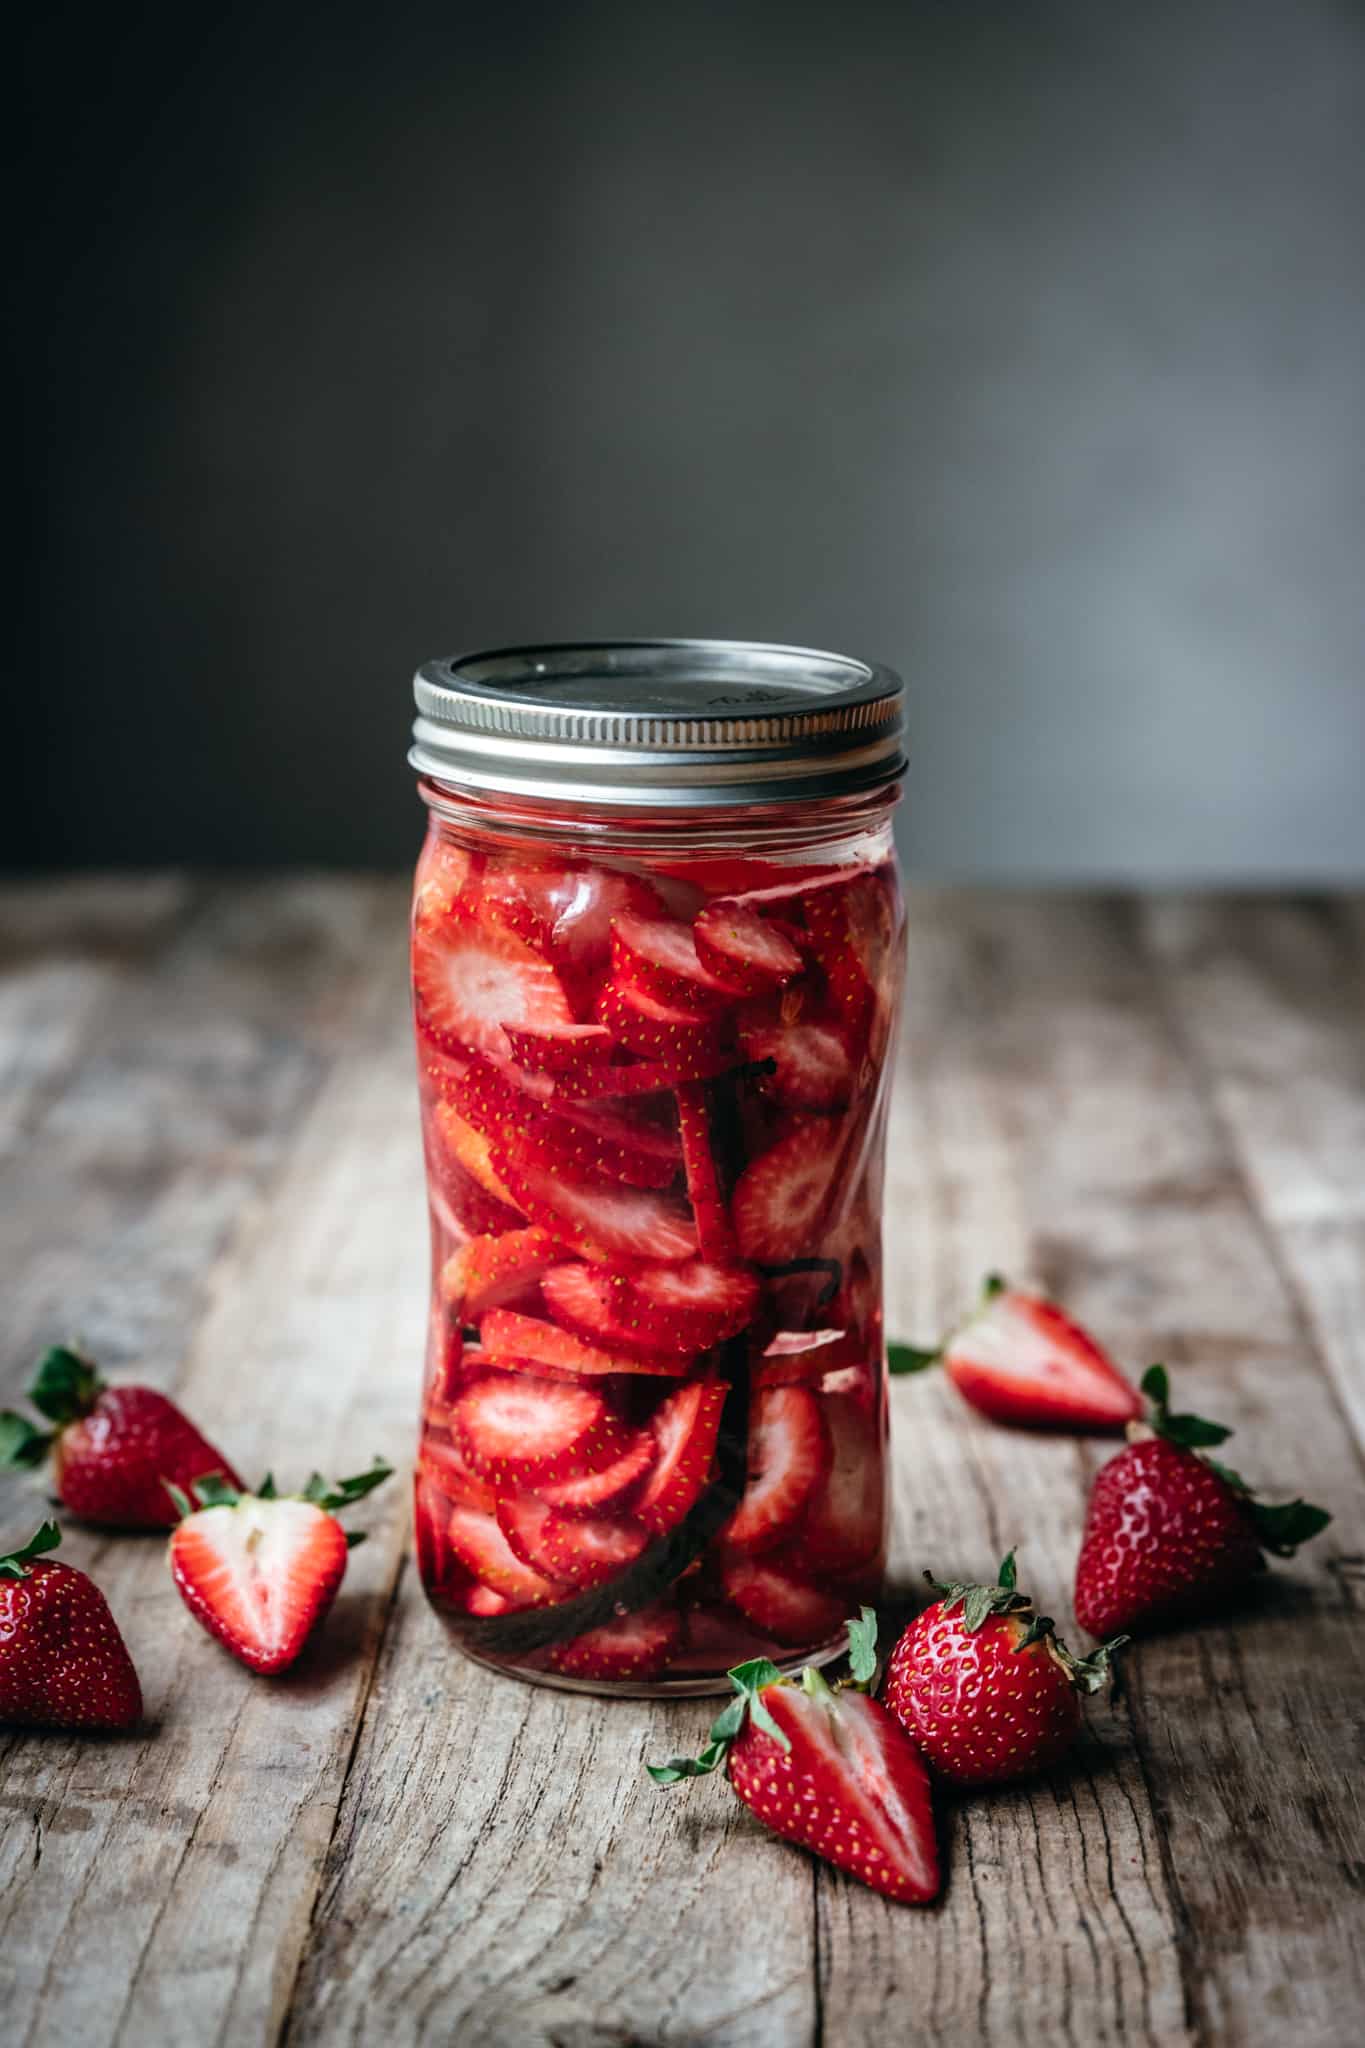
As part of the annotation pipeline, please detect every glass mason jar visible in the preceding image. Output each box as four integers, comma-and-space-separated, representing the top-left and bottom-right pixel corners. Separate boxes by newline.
407, 642, 906, 1695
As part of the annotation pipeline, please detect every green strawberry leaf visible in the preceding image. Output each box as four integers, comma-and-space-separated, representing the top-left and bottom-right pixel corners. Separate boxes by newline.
301, 1459, 393, 1513
0, 1520, 62, 1579
28, 1345, 102, 1426
1051, 1633, 1127, 1694
997, 1549, 1018, 1592
982, 1272, 1008, 1301
887, 1341, 941, 1375
1249, 1498, 1332, 1556
845, 1606, 879, 1686
190, 1471, 243, 1509
1141, 1363, 1232, 1447
646, 1654, 792, 1785
163, 1480, 194, 1519
1139, 1363, 1169, 1408
0, 1411, 53, 1470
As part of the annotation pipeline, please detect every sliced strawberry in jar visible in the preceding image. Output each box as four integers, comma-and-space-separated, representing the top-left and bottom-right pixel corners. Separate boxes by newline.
452, 1374, 626, 1483
731, 1119, 846, 1263
723, 1387, 829, 1551
479, 1309, 692, 1379
675, 1080, 737, 1261
502, 1021, 616, 1073
418, 1433, 499, 1514
596, 981, 734, 1080
536, 1427, 656, 1510
412, 885, 575, 1060
462, 1582, 514, 1617
793, 1393, 885, 1575
490, 1143, 698, 1263
752, 1329, 851, 1388
497, 1492, 647, 1590
454, 1056, 679, 1190
446, 1504, 566, 1605
634, 1380, 729, 1534
546, 1602, 683, 1681
538, 1263, 701, 1363
550, 1057, 676, 1101
719, 1555, 846, 1646
693, 898, 803, 994
804, 869, 897, 1043
609, 1260, 762, 1353
442, 1228, 570, 1320
414, 1473, 456, 1589
430, 1102, 525, 1217
610, 914, 745, 1011
740, 1021, 854, 1113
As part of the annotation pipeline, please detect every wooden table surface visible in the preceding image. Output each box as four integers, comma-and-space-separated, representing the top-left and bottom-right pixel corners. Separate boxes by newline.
1, 877, 1362, 2048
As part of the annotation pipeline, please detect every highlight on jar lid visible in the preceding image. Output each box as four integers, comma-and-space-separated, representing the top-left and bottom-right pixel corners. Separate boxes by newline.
409, 639, 905, 806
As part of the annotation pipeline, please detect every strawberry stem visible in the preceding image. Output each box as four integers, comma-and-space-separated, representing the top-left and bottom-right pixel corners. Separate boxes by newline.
27, 1345, 103, 1426
0, 1520, 62, 1579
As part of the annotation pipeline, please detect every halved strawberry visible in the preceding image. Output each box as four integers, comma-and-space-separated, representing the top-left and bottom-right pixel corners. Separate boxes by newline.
502, 1021, 616, 1073
692, 898, 803, 994
942, 1282, 1142, 1430
610, 914, 745, 1011
412, 885, 575, 1060
740, 1021, 854, 1113
547, 1602, 683, 1681
453, 1057, 680, 1190
168, 1466, 390, 1675
452, 1374, 626, 1483
723, 1387, 829, 1551
446, 1503, 566, 1606
596, 981, 734, 1080
635, 1380, 729, 1533
793, 1394, 884, 1574
490, 1143, 698, 1263
441, 1227, 570, 1319
498, 1492, 647, 1589
418, 1432, 499, 1513
676, 1080, 737, 1260
732, 1121, 845, 1262
537, 1428, 656, 1510
479, 1309, 692, 1379
719, 1555, 846, 1646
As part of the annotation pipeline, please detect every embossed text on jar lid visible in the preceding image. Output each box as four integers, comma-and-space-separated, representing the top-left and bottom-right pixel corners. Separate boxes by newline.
409, 640, 905, 807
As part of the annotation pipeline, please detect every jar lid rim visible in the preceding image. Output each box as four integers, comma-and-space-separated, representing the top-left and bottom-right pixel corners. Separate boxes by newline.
409, 639, 905, 806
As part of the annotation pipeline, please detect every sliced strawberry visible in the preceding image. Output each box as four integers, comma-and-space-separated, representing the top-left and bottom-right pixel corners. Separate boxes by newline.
497, 1492, 647, 1589
547, 1602, 683, 1681
454, 1057, 679, 1190
943, 1287, 1142, 1430
441, 1227, 570, 1319
550, 1057, 677, 1100
490, 1144, 698, 1263
418, 1433, 498, 1513
793, 1393, 884, 1574
169, 1494, 350, 1676
537, 1428, 657, 1509
719, 1555, 846, 1646
412, 884, 575, 1060
676, 1080, 737, 1260
610, 913, 745, 1011
463, 1582, 515, 1617
804, 869, 897, 1044
753, 1329, 849, 1388
446, 1503, 566, 1605
723, 1387, 829, 1551
502, 1021, 616, 1073
740, 1021, 854, 1112
693, 898, 803, 994
596, 981, 734, 1080
430, 1101, 525, 1218
484, 866, 665, 974
635, 1380, 729, 1534
479, 1309, 692, 1379
414, 1473, 456, 1590
539, 1258, 757, 1361
452, 1374, 626, 1483
413, 836, 476, 898
731, 1120, 845, 1262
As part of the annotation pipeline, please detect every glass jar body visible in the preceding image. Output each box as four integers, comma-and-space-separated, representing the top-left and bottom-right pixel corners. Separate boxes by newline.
409, 783, 905, 1694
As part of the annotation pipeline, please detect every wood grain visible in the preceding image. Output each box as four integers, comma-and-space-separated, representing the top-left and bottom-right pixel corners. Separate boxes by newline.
1, 881, 1362, 2048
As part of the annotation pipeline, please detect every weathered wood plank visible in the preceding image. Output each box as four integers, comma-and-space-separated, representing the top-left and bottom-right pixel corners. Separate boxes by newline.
816, 892, 1362, 2048
0, 877, 420, 2048
1141, 895, 1365, 1449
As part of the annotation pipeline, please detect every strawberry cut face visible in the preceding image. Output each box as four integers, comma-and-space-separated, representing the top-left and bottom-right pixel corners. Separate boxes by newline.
170, 1496, 350, 1677
413, 885, 575, 1061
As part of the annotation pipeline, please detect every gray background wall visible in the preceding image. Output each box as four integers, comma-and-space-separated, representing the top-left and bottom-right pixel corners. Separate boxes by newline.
12, 0, 1364, 879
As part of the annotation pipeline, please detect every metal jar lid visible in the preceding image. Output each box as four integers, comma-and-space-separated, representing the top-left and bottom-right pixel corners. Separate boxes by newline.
410, 640, 905, 808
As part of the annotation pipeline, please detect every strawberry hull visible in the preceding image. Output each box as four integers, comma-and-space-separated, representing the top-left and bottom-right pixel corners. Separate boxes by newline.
410, 811, 904, 1692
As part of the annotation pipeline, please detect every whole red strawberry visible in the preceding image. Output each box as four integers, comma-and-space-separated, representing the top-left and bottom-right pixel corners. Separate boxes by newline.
648, 1609, 940, 1904
889, 1274, 1141, 1431
0, 1345, 241, 1529
0, 1521, 142, 1730
1074, 1365, 1331, 1638
883, 1551, 1121, 1786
